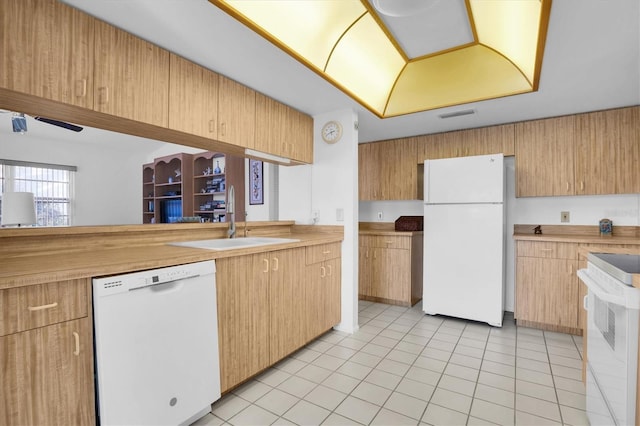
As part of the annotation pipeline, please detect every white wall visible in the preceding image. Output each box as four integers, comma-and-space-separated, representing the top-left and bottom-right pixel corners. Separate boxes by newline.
361, 155, 640, 313
279, 109, 360, 333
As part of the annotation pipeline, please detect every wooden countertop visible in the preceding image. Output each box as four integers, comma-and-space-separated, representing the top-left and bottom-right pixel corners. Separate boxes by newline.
0, 232, 342, 290
513, 233, 640, 245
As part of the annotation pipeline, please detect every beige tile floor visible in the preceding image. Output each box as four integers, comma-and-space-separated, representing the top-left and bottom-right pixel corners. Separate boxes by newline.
195, 301, 589, 426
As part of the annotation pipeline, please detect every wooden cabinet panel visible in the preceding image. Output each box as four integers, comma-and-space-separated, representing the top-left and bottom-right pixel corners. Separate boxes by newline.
305, 257, 341, 341
269, 248, 307, 363
358, 142, 380, 200
0, 0, 94, 108
1, 318, 94, 426
168, 53, 219, 138
94, 20, 169, 127
306, 242, 341, 264
215, 255, 270, 393
359, 235, 410, 250
0, 279, 87, 337
416, 124, 515, 164
359, 138, 419, 200
371, 248, 410, 302
516, 241, 578, 259
516, 257, 579, 329
575, 106, 640, 195
255, 93, 313, 163
358, 248, 373, 298
217, 74, 255, 148
515, 115, 576, 197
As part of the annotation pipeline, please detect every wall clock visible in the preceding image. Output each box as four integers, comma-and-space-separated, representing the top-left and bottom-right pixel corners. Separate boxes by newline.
321, 120, 342, 144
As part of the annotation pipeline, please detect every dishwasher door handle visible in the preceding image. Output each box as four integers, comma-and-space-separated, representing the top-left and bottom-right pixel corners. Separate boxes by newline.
129, 274, 201, 291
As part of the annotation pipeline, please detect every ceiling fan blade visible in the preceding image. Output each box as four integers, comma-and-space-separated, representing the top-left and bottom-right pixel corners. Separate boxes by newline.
34, 116, 83, 132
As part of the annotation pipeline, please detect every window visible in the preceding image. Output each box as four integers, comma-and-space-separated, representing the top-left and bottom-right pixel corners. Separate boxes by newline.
0, 160, 76, 226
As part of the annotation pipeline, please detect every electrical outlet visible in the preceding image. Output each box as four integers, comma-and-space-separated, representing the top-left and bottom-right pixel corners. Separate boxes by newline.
561, 211, 570, 223
377, 211, 384, 220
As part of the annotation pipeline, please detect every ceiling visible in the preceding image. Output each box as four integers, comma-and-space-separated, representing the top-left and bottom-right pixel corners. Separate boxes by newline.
54, 0, 640, 143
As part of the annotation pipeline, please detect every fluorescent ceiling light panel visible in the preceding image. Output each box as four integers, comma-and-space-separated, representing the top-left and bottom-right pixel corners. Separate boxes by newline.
211, 0, 551, 118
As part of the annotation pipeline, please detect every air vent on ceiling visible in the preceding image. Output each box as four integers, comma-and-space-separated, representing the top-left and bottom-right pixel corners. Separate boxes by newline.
438, 109, 475, 119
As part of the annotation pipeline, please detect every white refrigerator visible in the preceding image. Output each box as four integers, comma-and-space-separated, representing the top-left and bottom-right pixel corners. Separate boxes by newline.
423, 153, 505, 327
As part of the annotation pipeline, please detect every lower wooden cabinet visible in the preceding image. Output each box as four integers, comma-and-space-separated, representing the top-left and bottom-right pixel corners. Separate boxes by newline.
305, 244, 342, 342
216, 244, 342, 393
359, 233, 423, 307
1, 279, 94, 426
515, 241, 581, 334
215, 254, 270, 393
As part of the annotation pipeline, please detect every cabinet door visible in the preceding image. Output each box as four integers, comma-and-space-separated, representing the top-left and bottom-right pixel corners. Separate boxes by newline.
216, 255, 270, 392
218, 75, 255, 148
515, 257, 579, 329
462, 124, 515, 157
0, 318, 94, 426
305, 258, 341, 341
358, 247, 373, 297
94, 20, 169, 127
255, 93, 313, 163
358, 143, 381, 200
373, 248, 411, 302
168, 54, 219, 138
269, 248, 307, 363
0, 0, 94, 108
575, 106, 640, 195
359, 139, 418, 200
515, 116, 576, 197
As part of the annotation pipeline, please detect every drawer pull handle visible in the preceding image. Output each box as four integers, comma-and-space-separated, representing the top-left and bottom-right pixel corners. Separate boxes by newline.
273, 257, 279, 272
566, 181, 570, 192
209, 119, 216, 133
75, 78, 87, 97
263, 259, 269, 273
327, 265, 332, 276
28, 302, 58, 312
98, 86, 109, 104
322, 250, 331, 255
321, 266, 326, 278
580, 181, 585, 191
73, 331, 80, 356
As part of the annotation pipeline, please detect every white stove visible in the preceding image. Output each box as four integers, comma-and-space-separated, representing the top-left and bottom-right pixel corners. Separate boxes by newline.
578, 253, 640, 426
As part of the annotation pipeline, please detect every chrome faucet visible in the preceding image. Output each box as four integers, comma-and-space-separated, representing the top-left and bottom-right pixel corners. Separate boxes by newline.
227, 185, 236, 239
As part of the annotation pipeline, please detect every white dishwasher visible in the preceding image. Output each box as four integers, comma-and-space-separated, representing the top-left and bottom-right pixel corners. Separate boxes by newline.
93, 260, 220, 426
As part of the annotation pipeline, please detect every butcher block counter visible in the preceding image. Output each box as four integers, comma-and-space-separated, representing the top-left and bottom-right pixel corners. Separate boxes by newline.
0, 221, 343, 289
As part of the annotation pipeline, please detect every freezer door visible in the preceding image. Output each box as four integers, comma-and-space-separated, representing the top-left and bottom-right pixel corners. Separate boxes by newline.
423, 203, 505, 326
425, 154, 504, 204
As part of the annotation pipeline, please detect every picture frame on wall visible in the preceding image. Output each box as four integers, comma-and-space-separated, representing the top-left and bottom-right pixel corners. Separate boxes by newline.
249, 159, 264, 205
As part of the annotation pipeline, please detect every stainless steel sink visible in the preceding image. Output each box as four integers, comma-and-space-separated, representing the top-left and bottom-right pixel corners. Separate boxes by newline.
169, 237, 300, 251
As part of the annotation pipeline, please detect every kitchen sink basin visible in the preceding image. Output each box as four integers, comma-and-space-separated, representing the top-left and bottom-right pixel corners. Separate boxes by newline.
169, 237, 300, 251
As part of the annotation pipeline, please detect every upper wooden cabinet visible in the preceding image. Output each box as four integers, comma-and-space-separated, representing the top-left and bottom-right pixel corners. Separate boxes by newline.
0, 0, 95, 108
416, 124, 515, 163
515, 115, 576, 197
516, 106, 640, 197
93, 20, 170, 127
359, 138, 420, 201
217, 75, 256, 149
255, 93, 313, 163
574, 106, 640, 195
168, 54, 219, 139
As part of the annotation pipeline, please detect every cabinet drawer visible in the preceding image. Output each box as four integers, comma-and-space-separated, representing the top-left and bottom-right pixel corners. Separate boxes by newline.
359, 235, 410, 249
306, 243, 341, 265
0, 279, 88, 337
517, 241, 578, 259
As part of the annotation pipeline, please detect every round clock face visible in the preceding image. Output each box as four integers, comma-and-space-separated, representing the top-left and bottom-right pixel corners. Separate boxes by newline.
321, 121, 342, 144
